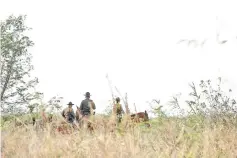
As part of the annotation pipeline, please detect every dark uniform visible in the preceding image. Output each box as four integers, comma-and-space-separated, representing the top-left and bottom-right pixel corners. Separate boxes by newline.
80, 98, 96, 116
79, 92, 96, 129
61, 102, 75, 124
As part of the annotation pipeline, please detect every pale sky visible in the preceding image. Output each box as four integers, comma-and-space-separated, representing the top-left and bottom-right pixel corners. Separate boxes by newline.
1, 0, 237, 114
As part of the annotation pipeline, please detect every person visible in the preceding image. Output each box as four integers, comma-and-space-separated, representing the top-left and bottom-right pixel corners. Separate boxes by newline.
61, 102, 76, 124
113, 97, 125, 124
79, 92, 96, 128
80, 92, 96, 116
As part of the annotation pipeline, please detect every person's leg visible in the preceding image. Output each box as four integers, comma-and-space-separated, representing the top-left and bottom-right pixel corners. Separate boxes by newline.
83, 115, 89, 129
119, 114, 122, 123
116, 114, 120, 127
79, 119, 83, 128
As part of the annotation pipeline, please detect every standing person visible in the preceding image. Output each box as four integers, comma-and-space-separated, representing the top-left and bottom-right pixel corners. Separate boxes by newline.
61, 102, 76, 124
113, 97, 125, 124
79, 92, 96, 128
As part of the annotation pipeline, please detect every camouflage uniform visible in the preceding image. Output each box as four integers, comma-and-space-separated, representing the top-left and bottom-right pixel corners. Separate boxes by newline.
114, 103, 124, 124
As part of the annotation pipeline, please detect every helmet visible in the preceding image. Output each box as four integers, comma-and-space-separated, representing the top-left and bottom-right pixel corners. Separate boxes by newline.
115, 97, 120, 103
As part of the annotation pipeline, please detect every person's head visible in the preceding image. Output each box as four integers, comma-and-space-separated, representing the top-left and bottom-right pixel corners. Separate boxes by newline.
67, 101, 74, 108
116, 97, 120, 103
84, 92, 91, 99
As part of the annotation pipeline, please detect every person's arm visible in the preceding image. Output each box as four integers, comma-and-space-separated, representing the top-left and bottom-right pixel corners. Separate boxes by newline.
80, 101, 84, 114
91, 101, 96, 110
61, 109, 65, 118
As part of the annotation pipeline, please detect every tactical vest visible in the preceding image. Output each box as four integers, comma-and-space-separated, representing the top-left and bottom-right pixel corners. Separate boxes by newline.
68, 111, 75, 123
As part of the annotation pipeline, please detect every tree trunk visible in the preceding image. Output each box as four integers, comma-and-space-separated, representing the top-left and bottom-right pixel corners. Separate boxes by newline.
1, 54, 16, 101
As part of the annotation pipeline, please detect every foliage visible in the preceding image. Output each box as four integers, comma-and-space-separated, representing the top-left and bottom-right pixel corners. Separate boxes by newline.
177, 17, 230, 48
151, 77, 237, 123
1, 114, 237, 157
185, 77, 237, 115
0, 15, 42, 114
45, 95, 64, 113
149, 99, 167, 118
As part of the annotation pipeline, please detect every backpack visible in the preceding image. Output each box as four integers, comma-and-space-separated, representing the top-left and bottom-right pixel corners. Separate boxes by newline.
67, 111, 75, 123
82, 101, 91, 115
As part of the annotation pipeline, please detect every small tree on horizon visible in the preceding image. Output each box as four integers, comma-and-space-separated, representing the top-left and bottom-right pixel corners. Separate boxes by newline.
0, 15, 42, 114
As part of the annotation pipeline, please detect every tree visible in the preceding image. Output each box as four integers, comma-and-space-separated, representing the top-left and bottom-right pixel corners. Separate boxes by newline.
148, 99, 166, 118
185, 77, 237, 115
46, 95, 64, 113
168, 77, 237, 117
0, 15, 42, 114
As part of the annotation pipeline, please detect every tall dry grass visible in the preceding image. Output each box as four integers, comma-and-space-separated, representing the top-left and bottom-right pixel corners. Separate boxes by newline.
1, 114, 237, 158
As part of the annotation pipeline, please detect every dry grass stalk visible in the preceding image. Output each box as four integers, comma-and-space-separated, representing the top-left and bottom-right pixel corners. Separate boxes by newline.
2, 114, 237, 158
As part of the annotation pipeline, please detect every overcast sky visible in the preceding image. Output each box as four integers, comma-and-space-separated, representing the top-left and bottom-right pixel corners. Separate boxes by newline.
1, 0, 237, 114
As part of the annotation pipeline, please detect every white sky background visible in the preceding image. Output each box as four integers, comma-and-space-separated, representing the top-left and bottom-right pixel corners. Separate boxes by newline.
1, 0, 237, 114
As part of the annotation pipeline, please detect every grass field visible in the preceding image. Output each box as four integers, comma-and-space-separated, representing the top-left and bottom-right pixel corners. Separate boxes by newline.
1, 114, 237, 158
